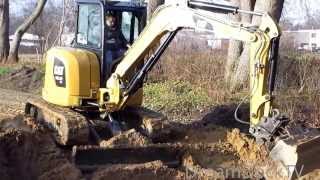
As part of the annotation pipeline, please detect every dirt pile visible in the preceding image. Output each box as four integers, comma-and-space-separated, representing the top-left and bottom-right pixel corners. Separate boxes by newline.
100, 129, 151, 148
227, 129, 268, 164
0, 66, 43, 93
0, 102, 314, 179
181, 152, 224, 179
0, 127, 82, 180
91, 161, 186, 180
0, 115, 33, 132
226, 129, 290, 179
0, 115, 297, 180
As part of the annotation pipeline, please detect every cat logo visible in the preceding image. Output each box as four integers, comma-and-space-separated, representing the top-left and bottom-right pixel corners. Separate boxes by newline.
53, 57, 66, 87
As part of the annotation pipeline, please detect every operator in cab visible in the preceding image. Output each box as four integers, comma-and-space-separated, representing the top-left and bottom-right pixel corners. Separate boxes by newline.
105, 11, 128, 67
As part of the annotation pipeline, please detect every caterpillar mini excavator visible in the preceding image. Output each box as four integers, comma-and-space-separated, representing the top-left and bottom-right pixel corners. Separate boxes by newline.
25, 0, 320, 178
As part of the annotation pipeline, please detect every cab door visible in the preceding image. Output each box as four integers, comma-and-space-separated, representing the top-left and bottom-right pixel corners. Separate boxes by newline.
74, 1, 105, 85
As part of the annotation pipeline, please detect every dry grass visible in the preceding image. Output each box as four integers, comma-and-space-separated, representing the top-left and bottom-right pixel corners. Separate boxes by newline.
146, 39, 320, 125
6, 40, 320, 125
148, 41, 238, 104
19, 54, 43, 64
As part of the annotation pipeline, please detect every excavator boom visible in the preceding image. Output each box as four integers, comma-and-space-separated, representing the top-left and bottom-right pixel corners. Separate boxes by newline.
101, 2, 277, 113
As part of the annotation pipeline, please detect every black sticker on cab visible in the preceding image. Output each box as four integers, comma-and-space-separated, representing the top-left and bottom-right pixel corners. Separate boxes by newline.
53, 57, 66, 87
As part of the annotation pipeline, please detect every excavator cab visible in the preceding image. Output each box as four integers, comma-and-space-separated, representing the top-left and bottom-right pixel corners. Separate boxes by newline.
74, 0, 147, 84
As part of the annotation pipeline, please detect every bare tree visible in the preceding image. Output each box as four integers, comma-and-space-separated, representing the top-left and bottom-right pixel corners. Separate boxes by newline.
225, 0, 256, 83
230, 0, 256, 90
226, 0, 284, 91
225, 0, 242, 83
0, 0, 9, 63
147, 0, 164, 20
8, 0, 47, 63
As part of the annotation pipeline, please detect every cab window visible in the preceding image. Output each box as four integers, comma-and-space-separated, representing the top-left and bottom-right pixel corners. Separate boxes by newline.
121, 12, 139, 44
77, 4, 102, 48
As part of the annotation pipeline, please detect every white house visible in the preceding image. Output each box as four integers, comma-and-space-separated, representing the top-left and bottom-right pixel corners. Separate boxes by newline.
9, 33, 45, 54
9, 33, 44, 47
283, 29, 320, 52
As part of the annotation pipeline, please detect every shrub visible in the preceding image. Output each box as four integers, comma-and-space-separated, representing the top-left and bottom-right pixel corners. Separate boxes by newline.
0, 67, 11, 76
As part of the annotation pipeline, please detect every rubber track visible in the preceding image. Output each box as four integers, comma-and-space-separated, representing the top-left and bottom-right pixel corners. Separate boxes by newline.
26, 98, 90, 145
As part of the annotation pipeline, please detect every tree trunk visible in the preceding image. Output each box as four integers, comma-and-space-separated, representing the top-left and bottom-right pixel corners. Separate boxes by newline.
147, 0, 164, 21
230, 0, 284, 91
240, 0, 256, 23
230, 0, 256, 90
225, 0, 256, 83
8, 0, 47, 63
225, 0, 242, 83
0, 0, 9, 63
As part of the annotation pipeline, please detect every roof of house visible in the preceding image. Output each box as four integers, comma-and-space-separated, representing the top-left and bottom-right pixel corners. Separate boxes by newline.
9, 33, 44, 41
284, 29, 320, 33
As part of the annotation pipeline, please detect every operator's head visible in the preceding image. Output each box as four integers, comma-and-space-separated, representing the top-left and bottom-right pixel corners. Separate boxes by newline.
106, 11, 116, 28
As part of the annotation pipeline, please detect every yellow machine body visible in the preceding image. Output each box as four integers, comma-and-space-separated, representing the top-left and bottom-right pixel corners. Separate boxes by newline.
42, 47, 143, 108
42, 47, 100, 107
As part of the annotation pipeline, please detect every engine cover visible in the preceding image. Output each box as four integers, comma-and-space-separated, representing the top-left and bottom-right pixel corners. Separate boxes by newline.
42, 47, 100, 107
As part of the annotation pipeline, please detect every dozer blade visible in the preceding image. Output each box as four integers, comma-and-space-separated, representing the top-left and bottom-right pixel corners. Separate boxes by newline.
72, 145, 183, 172
270, 125, 320, 179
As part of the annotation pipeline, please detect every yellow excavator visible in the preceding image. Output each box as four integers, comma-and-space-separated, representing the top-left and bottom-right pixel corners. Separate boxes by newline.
24, 0, 320, 178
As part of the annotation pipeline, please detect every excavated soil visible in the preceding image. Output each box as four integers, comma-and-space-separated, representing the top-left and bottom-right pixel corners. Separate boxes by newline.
0, 114, 275, 179
0, 66, 43, 93
0, 122, 82, 180
0, 103, 287, 179
91, 161, 186, 180
100, 129, 151, 148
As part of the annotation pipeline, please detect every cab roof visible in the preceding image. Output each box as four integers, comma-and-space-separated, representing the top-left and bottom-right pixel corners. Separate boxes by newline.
76, 0, 146, 10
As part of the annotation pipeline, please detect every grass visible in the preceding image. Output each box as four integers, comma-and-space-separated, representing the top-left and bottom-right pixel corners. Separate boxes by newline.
0, 67, 11, 76
3, 43, 320, 126
143, 80, 214, 120
143, 36, 320, 126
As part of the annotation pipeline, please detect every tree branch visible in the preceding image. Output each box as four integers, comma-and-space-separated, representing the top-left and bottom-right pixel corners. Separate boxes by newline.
8, 0, 47, 63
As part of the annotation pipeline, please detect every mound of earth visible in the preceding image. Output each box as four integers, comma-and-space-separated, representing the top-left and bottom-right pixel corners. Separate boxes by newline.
0, 128, 81, 180
0, 103, 318, 179
100, 129, 151, 148
91, 161, 186, 180
0, 66, 43, 93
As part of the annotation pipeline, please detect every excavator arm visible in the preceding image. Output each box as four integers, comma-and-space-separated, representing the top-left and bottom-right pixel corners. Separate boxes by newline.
99, 1, 281, 138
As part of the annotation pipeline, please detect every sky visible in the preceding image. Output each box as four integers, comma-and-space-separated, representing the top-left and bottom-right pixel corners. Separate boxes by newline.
10, 0, 320, 25
283, 0, 320, 24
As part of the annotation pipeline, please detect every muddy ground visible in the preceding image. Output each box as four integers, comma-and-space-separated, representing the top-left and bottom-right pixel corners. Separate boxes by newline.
0, 66, 43, 94
0, 114, 272, 180
0, 66, 319, 180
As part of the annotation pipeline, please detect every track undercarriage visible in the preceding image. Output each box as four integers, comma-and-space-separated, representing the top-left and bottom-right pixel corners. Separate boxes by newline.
25, 98, 90, 145
24, 98, 178, 171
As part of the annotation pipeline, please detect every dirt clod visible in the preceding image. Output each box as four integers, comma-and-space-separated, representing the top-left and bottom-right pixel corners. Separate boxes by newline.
227, 128, 268, 164
0, 128, 82, 180
91, 161, 186, 180
100, 129, 151, 148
